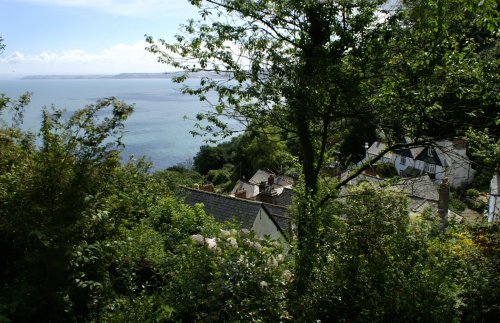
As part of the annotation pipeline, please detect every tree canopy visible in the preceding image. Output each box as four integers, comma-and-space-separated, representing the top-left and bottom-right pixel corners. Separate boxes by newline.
147, 0, 499, 294
147, 0, 498, 182
1, 14, 500, 320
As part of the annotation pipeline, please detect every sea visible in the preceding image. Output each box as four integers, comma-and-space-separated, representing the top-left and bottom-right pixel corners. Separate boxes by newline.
0, 78, 233, 170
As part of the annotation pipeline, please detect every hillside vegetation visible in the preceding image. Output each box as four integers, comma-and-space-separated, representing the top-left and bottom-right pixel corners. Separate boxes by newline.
2, 0, 500, 320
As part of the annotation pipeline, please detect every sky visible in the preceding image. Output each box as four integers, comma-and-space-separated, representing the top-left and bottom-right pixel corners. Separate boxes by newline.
0, 0, 201, 76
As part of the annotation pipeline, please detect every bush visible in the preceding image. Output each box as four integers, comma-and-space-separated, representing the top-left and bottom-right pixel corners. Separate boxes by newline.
375, 163, 399, 178
466, 188, 481, 199
449, 191, 467, 212
160, 230, 291, 322
301, 182, 498, 322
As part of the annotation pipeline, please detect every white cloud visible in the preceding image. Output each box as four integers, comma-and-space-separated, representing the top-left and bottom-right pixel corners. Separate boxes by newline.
12, 0, 196, 16
5, 51, 26, 63
0, 40, 173, 75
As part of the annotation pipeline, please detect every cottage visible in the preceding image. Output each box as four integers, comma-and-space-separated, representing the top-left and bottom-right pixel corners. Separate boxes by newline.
182, 186, 292, 242
363, 138, 475, 188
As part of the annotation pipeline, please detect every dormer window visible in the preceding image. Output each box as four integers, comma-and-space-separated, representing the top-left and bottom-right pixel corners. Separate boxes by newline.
427, 146, 433, 155
400, 156, 406, 165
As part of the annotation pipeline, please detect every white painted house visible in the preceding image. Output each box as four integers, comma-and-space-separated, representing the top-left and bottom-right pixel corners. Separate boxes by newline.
487, 175, 500, 222
363, 138, 475, 189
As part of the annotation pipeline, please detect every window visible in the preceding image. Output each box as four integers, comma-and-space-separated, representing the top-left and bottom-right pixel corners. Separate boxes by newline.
424, 162, 436, 173
400, 156, 406, 165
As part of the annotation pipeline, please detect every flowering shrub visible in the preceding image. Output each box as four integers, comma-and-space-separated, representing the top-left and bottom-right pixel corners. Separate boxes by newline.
159, 228, 291, 322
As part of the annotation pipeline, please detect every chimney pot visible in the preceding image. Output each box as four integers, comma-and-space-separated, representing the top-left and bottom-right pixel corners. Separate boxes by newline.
438, 177, 449, 222
235, 189, 247, 199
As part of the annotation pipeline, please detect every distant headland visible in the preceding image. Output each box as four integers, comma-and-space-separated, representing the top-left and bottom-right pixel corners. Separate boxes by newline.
21, 72, 224, 80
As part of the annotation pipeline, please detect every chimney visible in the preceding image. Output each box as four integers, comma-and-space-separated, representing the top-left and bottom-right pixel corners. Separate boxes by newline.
438, 177, 449, 223
259, 181, 266, 193
235, 189, 247, 199
200, 183, 215, 192
268, 174, 275, 186
258, 190, 276, 204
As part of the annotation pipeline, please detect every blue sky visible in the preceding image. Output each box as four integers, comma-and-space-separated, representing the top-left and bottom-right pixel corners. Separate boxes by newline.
0, 0, 200, 76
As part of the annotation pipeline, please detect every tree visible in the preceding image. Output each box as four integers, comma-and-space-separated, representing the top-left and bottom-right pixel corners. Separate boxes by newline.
0, 36, 4, 53
0, 99, 133, 321
147, 0, 499, 297
229, 126, 293, 178
371, 0, 499, 141
193, 144, 228, 174
147, 0, 389, 292
301, 182, 499, 321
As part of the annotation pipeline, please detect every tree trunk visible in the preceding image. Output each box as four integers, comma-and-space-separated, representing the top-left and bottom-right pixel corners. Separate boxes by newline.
292, 4, 328, 302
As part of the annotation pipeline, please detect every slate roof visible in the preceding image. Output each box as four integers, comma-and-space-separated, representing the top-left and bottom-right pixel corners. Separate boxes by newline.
230, 180, 260, 199
340, 170, 384, 186
183, 187, 262, 229
275, 187, 293, 207
491, 175, 500, 196
249, 169, 273, 184
395, 148, 413, 158
368, 140, 471, 174
367, 141, 394, 159
410, 146, 425, 160
262, 203, 292, 235
249, 169, 293, 187
395, 175, 439, 201
415, 146, 443, 166
341, 174, 439, 214
411, 199, 437, 213
181, 187, 292, 238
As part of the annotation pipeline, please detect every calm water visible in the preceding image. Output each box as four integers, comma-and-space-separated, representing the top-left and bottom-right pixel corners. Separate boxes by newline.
0, 78, 230, 169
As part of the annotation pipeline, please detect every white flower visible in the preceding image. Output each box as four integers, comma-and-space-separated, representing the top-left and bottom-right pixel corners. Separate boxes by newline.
190, 234, 204, 246
220, 229, 231, 237
205, 238, 217, 250
228, 237, 238, 249
260, 281, 268, 289
268, 256, 279, 268
282, 270, 293, 282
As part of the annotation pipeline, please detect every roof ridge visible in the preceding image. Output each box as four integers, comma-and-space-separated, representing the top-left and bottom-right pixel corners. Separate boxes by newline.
181, 186, 265, 205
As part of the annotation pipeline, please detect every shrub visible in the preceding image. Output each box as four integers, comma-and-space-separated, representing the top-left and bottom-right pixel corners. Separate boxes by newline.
466, 188, 481, 199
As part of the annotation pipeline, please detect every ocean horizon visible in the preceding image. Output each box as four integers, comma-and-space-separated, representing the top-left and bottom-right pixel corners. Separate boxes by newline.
0, 77, 234, 170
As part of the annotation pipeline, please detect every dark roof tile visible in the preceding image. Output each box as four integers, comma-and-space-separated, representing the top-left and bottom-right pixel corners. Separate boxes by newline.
182, 187, 294, 239
182, 187, 262, 229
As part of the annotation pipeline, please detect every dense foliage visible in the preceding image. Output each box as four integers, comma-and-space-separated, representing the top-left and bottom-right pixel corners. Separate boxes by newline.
193, 126, 294, 192
147, 0, 499, 294
1, 102, 498, 321
0, 93, 289, 321
1, 0, 500, 321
